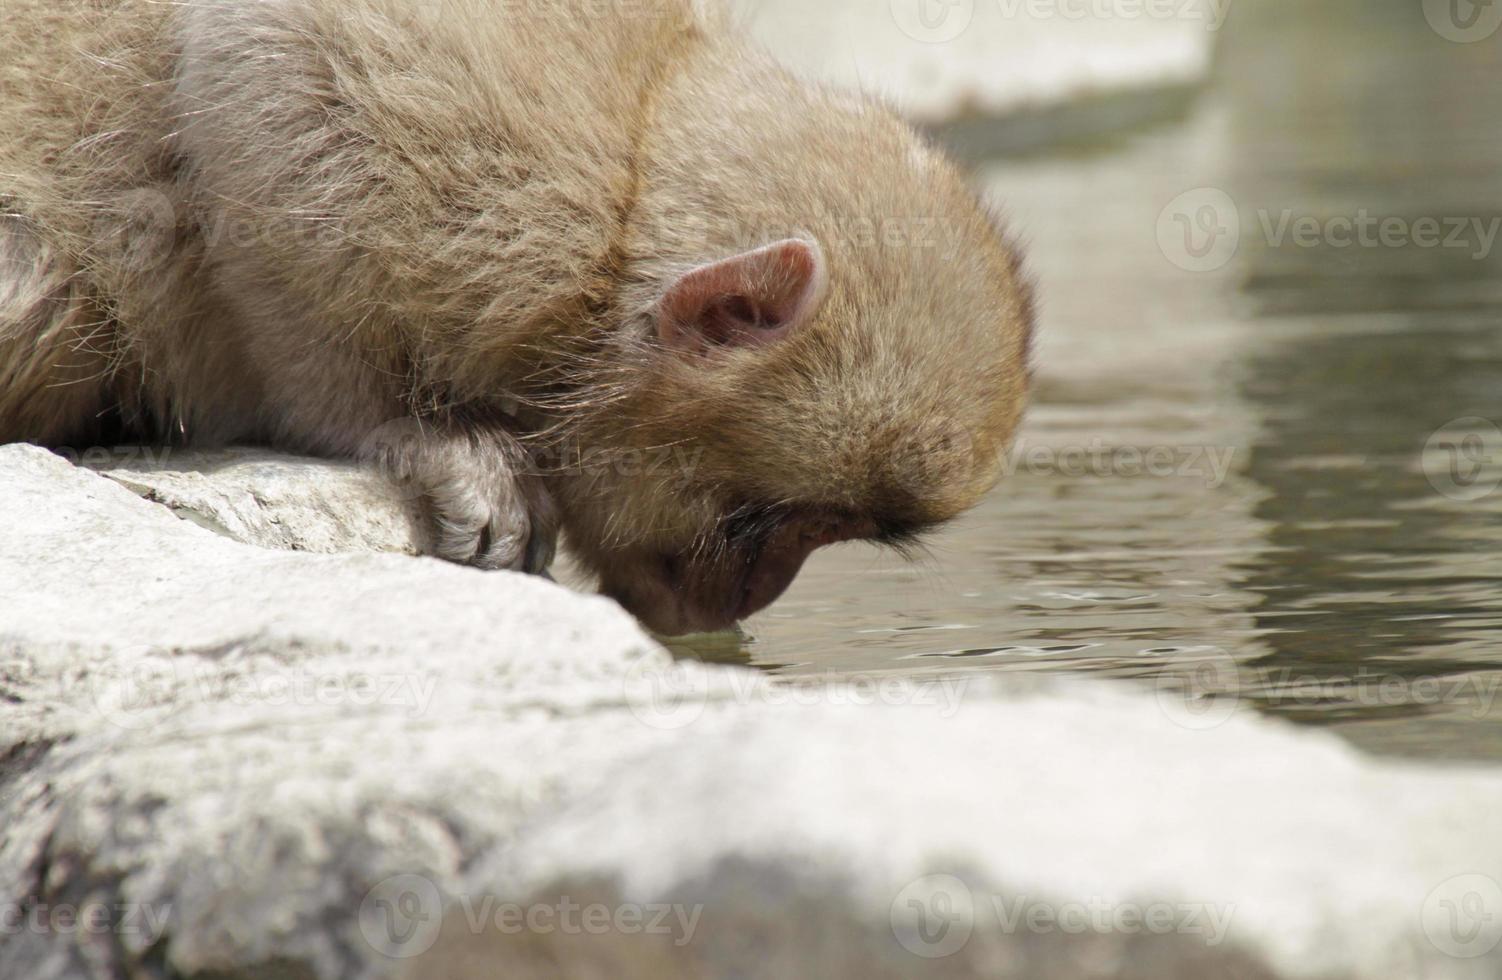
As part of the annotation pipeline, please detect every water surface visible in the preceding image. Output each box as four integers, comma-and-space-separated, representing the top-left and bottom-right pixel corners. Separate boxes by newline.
673, 0, 1502, 760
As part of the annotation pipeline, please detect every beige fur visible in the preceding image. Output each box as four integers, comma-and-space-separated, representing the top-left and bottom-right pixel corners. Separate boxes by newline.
0, 0, 1033, 634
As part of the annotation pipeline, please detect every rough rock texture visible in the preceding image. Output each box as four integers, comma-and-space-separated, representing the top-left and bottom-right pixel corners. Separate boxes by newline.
4, 442, 1502, 980
89, 448, 429, 556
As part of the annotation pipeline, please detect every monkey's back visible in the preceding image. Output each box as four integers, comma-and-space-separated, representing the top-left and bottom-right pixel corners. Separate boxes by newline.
0, 0, 703, 445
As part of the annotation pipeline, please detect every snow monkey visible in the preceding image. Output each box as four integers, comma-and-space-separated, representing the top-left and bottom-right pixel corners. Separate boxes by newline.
0, 0, 1033, 635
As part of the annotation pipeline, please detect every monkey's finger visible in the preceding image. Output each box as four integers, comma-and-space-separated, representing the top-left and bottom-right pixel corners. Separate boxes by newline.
522, 524, 557, 576
471, 493, 533, 572
430, 516, 505, 569
473, 526, 527, 571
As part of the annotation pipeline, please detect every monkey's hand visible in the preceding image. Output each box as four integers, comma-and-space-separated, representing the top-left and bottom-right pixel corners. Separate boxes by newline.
362, 415, 558, 575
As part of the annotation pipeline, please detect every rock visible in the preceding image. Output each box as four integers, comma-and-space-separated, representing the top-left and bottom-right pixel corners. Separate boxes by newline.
87, 446, 429, 556
4, 442, 1502, 979
748, 0, 1223, 125
0, 444, 677, 979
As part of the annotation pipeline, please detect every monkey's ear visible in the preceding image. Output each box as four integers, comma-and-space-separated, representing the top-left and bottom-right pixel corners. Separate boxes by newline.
657, 238, 828, 354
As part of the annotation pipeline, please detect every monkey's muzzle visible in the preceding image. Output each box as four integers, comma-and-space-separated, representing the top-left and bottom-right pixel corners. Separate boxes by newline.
645, 510, 876, 636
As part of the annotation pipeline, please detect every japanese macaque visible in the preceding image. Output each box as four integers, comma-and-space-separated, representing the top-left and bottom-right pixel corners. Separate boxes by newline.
0, 0, 1033, 635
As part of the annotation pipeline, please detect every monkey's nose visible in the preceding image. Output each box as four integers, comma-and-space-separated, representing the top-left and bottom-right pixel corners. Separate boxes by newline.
737, 513, 874, 620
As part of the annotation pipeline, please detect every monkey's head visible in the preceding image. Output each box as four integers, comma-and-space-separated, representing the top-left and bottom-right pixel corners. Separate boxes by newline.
544, 48, 1034, 636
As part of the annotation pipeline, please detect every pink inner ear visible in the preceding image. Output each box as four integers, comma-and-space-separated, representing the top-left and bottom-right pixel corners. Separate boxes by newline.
658, 238, 828, 353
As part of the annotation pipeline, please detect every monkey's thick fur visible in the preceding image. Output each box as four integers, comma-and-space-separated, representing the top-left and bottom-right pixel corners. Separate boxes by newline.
0, 0, 1033, 635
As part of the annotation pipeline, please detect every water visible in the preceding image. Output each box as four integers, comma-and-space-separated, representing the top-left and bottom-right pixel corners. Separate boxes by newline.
669, 0, 1502, 760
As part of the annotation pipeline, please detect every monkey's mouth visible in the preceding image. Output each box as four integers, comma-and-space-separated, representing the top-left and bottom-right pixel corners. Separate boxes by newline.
626, 508, 878, 636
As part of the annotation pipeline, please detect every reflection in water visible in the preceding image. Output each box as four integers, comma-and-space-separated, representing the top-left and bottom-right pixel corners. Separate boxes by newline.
1236, 327, 1502, 756
666, 0, 1502, 760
